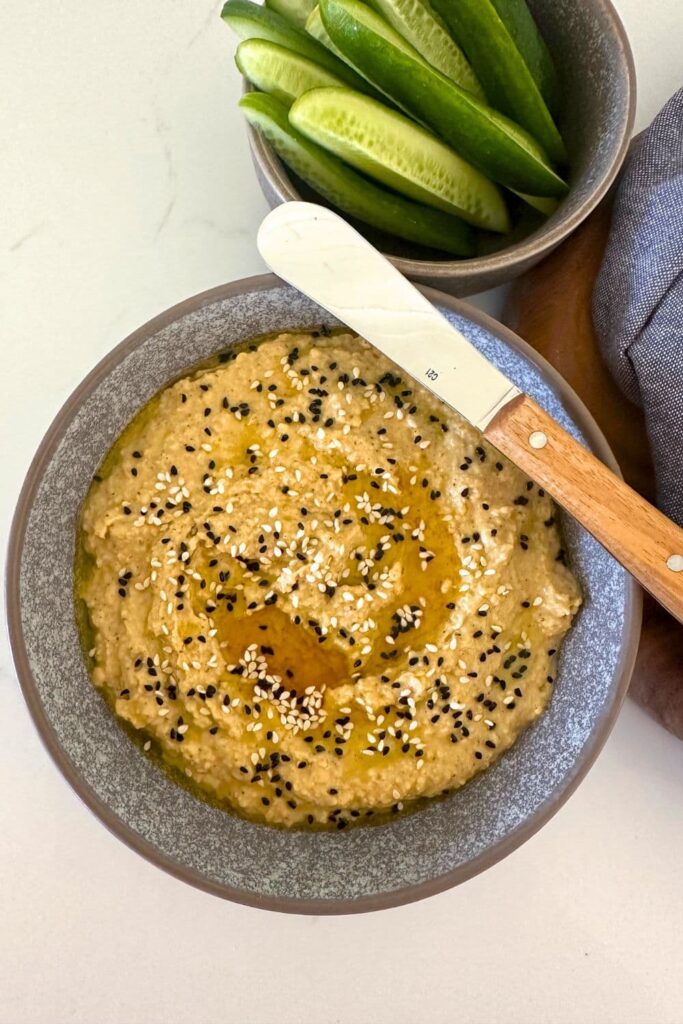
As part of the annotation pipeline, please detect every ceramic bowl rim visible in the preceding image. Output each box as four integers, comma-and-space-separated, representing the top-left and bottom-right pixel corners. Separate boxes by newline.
243, 0, 636, 289
5, 274, 642, 914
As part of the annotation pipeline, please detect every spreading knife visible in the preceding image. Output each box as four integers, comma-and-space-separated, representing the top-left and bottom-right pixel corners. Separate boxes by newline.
257, 201, 683, 624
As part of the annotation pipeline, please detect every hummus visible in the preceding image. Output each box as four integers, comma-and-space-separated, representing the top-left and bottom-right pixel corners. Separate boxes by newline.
77, 330, 581, 829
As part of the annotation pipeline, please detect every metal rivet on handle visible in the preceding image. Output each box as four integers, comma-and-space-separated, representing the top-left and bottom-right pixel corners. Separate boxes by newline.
667, 554, 683, 572
529, 431, 548, 449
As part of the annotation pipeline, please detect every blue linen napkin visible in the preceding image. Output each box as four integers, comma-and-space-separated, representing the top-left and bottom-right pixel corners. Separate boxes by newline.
593, 88, 683, 527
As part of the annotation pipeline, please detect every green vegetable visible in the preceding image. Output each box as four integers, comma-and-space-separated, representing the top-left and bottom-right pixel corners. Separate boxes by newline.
265, 0, 317, 30
319, 0, 567, 196
240, 91, 476, 254
488, 0, 559, 114
305, 4, 346, 58
236, 38, 346, 106
221, 0, 375, 95
475, 200, 545, 254
305, 6, 401, 110
427, 0, 566, 162
365, 0, 485, 100
511, 190, 559, 215
289, 86, 510, 231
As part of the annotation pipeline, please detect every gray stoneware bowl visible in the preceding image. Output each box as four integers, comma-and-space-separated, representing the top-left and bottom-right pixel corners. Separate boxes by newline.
245, 0, 635, 296
7, 275, 641, 914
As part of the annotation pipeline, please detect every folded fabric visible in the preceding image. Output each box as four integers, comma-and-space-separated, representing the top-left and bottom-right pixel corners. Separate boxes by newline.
593, 87, 683, 527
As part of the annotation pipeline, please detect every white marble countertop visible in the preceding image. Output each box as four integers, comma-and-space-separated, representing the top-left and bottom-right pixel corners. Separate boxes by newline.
1, 3, 682, 1022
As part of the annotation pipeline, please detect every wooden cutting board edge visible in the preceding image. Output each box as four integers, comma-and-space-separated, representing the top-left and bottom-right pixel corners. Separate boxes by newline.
503, 193, 683, 740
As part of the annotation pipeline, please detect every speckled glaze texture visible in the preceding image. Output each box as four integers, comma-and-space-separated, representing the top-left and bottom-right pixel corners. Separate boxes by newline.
7, 277, 640, 913
245, 0, 636, 296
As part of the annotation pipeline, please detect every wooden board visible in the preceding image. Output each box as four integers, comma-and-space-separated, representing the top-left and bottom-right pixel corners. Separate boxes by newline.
504, 201, 683, 739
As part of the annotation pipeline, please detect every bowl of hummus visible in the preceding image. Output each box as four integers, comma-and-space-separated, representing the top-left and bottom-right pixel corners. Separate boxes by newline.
7, 275, 640, 912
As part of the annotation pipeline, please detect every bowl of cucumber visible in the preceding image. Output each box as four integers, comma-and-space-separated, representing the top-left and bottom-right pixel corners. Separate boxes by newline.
224, 0, 635, 296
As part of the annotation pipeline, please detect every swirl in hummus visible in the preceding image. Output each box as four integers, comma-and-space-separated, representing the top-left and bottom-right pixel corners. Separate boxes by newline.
77, 330, 581, 829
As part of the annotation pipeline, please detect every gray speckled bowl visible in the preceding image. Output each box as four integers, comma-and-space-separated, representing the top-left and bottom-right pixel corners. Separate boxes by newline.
245, 0, 635, 296
7, 276, 640, 913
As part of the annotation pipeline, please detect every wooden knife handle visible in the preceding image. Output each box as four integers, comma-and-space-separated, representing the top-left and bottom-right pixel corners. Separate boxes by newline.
485, 394, 683, 623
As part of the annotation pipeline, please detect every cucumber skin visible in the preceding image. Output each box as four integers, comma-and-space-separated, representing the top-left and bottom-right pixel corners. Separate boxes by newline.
488, 0, 559, 114
305, 6, 400, 109
320, 0, 567, 196
427, 0, 565, 163
306, 4, 346, 58
236, 39, 345, 107
221, 0, 376, 95
265, 0, 317, 30
239, 92, 475, 255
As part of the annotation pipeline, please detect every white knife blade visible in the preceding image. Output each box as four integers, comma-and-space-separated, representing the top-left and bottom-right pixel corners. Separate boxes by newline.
257, 202, 521, 431
258, 201, 683, 626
